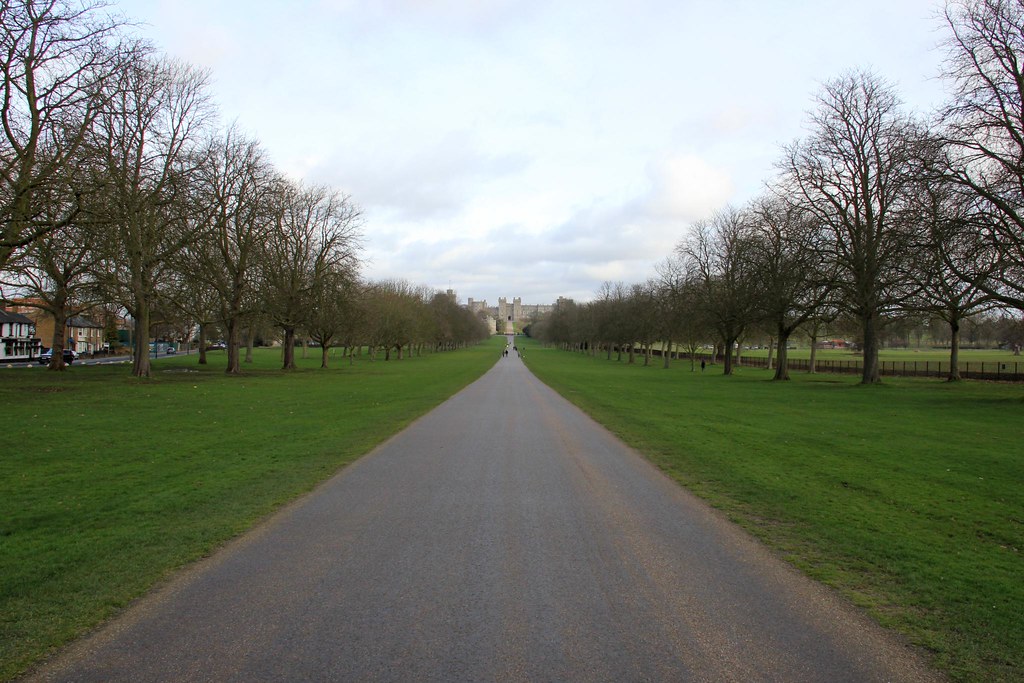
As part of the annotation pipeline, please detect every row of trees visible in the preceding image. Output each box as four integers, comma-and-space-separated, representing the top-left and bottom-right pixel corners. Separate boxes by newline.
534, 0, 1024, 384
0, 0, 488, 375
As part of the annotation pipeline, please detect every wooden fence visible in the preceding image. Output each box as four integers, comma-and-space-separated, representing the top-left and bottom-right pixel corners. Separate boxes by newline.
640, 346, 1024, 381
732, 355, 1024, 381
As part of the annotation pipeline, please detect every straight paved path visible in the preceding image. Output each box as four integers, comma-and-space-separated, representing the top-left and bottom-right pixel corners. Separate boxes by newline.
27, 349, 941, 682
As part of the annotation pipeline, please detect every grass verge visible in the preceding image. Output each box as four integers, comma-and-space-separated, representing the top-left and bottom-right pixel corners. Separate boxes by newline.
0, 339, 502, 681
521, 338, 1022, 683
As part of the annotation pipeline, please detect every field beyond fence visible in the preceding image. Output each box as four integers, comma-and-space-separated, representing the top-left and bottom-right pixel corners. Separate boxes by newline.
734, 355, 1024, 381
642, 345, 1024, 381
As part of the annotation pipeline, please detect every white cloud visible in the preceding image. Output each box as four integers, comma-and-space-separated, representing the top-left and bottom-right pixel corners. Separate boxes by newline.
647, 155, 735, 223
116, 0, 949, 306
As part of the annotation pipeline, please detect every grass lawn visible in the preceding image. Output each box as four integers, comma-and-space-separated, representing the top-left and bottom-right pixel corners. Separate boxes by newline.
522, 338, 1022, 683
0, 338, 502, 681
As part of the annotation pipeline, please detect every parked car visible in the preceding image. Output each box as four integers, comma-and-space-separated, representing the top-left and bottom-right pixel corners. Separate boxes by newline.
37, 348, 78, 364
166, 346, 177, 354
208, 341, 226, 350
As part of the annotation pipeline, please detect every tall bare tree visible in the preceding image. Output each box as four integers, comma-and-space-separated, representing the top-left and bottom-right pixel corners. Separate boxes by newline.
939, 0, 1024, 312
92, 56, 212, 377
261, 181, 360, 370
781, 70, 919, 383
187, 127, 274, 373
0, 0, 126, 267
907, 152, 998, 380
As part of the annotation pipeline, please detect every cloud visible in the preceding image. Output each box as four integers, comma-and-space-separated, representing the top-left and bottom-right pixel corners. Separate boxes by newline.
646, 154, 735, 223
313, 131, 530, 221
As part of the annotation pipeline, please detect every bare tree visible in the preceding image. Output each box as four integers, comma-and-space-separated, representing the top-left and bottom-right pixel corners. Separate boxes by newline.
781, 70, 919, 383
907, 153, 999, 380
625, 281, 659, 366
261, 181, 360, 370
749, 193, 835, 380
363, 279, 423, 361
306, 264, 358, 368
0, 179, 103, 369
656, 256, 714, 371
654, 257, 686, 369
187, 127, 275, 373
593, 281, 631, 362
92, 55, 212, 377
678, 207, 761, 375
939, 0, 1024, 312
0, 0, 127, 267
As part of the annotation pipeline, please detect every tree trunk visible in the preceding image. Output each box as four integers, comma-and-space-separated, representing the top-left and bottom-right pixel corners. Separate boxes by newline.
225, 318, 241, 374
321, 344, 331, 369
774, 330, 791, 381
282, 327, 297, 370
766, 336, 775, 372
47, 304, 69, 371
198, 324, 208, 365
663, 340, 671, 369
861, 311, 881, 384
948, 318, 961, 382
723, 337, 735, 375
131, 302, 151, 378
245, 328, 254, 363
808, 333, 819, 374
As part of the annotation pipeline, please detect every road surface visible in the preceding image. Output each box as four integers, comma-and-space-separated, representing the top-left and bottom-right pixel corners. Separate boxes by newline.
25, 348, 941, 682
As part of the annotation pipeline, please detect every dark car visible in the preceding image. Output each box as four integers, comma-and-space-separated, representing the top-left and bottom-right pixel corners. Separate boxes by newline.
37, 348, 78, 364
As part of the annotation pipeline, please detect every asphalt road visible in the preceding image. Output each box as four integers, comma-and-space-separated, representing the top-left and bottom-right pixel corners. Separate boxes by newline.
26, 348, 941, 682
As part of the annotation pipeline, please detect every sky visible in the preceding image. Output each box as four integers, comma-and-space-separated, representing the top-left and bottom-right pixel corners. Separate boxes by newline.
116, 0, 951, 306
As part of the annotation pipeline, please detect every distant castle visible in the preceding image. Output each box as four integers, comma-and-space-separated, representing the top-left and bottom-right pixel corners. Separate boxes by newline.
465, 296, 574, 334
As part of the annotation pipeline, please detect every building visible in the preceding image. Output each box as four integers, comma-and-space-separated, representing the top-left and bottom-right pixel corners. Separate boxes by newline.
7, 301, 105, 354
0, 309, 42, 361
65, 315, 105, 354
466, 296, 563, 333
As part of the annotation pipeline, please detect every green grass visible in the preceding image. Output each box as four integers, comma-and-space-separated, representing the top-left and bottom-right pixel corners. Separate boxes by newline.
0, 339, 502, 681
522, 339, 1023, 682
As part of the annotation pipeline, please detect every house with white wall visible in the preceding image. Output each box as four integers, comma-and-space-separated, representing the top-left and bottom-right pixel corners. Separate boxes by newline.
0, 309, 42, 361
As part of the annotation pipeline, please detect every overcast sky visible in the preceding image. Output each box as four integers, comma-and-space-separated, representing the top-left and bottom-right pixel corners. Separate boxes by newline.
117, 0, 950, 306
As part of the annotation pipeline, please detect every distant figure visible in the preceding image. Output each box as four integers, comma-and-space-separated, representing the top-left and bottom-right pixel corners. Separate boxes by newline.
701, 359, 706, 372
